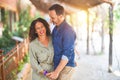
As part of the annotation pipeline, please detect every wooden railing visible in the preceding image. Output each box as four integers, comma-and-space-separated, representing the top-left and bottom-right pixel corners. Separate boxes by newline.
0, 38, 29, 80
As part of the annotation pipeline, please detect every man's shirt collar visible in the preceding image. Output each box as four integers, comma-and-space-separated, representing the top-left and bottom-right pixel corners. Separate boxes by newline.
56, 20, 66, 31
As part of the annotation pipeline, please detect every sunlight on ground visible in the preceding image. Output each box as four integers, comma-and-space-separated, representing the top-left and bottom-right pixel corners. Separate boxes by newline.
113, 71, 120, 77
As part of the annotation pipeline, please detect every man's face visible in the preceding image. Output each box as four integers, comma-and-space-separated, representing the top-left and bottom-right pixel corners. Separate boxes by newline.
49, 10, 61, 26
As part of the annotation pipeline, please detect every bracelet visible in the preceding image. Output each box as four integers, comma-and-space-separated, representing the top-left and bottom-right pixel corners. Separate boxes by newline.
43, 70, 48, 76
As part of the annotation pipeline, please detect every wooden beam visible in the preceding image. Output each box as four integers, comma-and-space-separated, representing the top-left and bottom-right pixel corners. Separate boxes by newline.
108, 4, 113, 73
102, 0, 113, 6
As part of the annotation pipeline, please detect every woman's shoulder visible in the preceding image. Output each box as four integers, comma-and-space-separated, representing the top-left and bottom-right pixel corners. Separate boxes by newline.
29, 38, 38, 47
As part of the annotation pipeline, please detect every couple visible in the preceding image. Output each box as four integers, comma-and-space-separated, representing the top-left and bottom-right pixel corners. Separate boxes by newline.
29, 4, 76, 80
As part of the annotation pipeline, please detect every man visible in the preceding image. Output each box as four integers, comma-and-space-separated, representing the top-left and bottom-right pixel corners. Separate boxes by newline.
47, 4, 76, 80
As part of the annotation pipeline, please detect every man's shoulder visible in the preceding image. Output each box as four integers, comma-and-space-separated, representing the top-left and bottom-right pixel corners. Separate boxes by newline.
64, 24, 75, 33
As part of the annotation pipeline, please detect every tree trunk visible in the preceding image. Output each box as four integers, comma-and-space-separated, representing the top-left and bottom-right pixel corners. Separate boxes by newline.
108, 5, 113, 73
87, 9, 90, 54
101, 20, 105, 54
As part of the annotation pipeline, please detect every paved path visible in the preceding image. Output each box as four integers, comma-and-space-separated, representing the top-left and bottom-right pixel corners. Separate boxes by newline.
72, 53, 120, 80
25, 53, 120, 80
25, 34, 120, 80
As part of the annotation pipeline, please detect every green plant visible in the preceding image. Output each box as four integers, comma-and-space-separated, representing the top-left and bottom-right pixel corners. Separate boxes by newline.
114, 5, 120, 23
17, 53, 29, 72
23, 53, 30, 63
13, 7, 33, 38
18, 61, 24, 72
0, 24, 15, 54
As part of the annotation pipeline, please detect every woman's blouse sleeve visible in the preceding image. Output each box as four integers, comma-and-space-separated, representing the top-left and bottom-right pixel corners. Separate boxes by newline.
29, 44, 43, 74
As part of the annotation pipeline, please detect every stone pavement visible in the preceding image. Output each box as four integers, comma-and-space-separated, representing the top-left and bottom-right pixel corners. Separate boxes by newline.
24, 34, 120, 80
72, 54, 120, 80
24, 52, 120, 80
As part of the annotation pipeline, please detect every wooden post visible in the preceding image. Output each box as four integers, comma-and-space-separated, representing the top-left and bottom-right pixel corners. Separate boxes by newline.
86, 9, 90, 54
0, 50, 5, 80
0, 50, 3, 58
108, 4, 113, 73
101, 19, 105, 54
102, 0, 114, 73
17, 43, 19, 67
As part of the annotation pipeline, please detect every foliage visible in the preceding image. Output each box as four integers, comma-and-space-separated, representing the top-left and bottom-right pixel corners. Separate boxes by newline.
23, 53, 30, 62
104, 5, 120, 34
18, 53, 29, 72
18, 61, 24, 73
5, 69, 17, 80
0, 10, 16, 54
0, 25, 15, 54
13, 6, 33, 38
114, 5, 120, 22
5, 54, 30, 79
0, 7, 33, 54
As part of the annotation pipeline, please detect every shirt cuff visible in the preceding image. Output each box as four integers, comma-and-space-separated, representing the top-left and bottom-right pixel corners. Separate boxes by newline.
61, 55, 69, 61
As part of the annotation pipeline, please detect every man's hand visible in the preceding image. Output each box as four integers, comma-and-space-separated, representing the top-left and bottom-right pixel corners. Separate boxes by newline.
46, 71, 59, 80
46, 59, 68, 79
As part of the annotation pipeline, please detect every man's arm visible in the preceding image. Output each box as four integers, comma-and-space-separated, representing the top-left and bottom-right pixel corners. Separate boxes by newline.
47, 25, 76, 79
46, 59, 68, 79
54, 59, 68, 74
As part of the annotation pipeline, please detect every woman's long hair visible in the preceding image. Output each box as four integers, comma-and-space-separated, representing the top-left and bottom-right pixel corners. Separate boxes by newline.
29, 18, 51, 42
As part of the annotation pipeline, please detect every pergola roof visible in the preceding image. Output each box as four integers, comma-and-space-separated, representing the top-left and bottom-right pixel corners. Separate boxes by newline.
58, 0, 103, 9
0, 0, 18, 12
30, 0, 112, 13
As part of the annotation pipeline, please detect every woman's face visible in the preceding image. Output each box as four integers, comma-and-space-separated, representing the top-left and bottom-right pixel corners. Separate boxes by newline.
35, 22, 46, 36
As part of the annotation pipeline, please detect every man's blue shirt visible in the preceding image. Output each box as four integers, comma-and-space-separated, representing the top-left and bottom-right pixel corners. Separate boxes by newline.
52, 20, 76, 69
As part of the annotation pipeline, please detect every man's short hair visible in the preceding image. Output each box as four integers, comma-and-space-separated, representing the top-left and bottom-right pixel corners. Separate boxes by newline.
49, 4, 65, 16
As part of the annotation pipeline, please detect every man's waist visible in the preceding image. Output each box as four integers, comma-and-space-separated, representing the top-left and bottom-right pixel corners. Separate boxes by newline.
54, 60, 75, 68
41, 62, 53, 65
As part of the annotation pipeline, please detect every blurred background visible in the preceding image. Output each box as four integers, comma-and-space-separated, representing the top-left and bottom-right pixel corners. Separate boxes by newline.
0, 0, 120, 80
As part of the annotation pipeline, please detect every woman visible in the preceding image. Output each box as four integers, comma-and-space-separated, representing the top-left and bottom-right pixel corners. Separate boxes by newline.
29, 18, 54, 80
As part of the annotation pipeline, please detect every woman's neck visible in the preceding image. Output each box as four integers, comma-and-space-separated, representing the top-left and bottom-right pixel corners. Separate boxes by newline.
38, 35, 47, 41
38, 35, 49, 47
